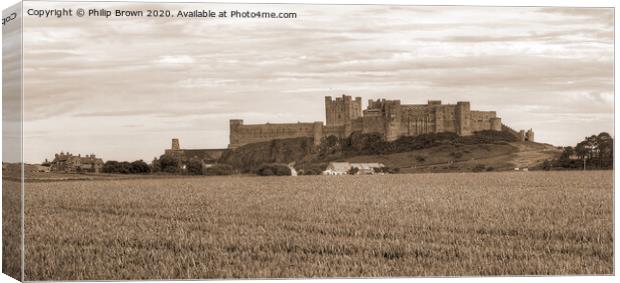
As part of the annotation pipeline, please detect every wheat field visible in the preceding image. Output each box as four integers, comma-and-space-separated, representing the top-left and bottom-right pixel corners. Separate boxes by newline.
21, 171, 612, 280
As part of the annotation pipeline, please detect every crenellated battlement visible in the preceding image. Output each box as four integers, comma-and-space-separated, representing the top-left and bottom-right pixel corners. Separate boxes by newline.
325, 94, 362, 127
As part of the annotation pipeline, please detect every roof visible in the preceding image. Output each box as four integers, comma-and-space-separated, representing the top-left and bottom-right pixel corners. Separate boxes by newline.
326, 162, 351, 172
52, 153, 102, 164
350, 163, 385, 170
325, 162, 385, 172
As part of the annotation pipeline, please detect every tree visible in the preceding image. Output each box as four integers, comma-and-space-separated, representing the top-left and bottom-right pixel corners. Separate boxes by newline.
151, 157, 161, 173
260, 168, 274, 176
159, 155, 179, 173
597, 132, 613, 169
102, 160, 149, 174
560, 133, 613, 170
472, 164, 486, 172
574, 141, 588, 164
103, 161, 120, 173
257, 163, 291, 176
556, 146, 575, 168
130, 160, 150, 174
187, 159, 203, 175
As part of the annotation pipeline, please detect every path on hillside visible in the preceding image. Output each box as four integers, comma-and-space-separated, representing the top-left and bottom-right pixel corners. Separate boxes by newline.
508, 143, 561, 168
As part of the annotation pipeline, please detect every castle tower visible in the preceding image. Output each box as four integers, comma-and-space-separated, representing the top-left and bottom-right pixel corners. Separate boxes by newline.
325, 95, 362, 127
228, 119, 244, 148
383, 100, 402, 141
171, 138, 180, 151
312, 121, 323, 146
431, 101, 444, 133
455, 101, 472, 136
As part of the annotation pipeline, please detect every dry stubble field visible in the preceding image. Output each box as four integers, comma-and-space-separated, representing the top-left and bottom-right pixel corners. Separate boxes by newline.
21, 171, 612, 280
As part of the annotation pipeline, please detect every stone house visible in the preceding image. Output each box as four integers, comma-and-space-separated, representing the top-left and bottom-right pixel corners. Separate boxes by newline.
50, 152, 104, 173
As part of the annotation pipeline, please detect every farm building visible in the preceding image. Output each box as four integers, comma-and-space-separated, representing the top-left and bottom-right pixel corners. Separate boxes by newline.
322, 162, 385, 175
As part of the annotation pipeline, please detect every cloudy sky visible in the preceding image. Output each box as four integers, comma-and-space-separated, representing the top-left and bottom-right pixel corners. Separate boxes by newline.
19, 2, 613, 163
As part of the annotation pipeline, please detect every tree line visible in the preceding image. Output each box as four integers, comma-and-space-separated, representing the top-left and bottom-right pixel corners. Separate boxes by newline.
543, 132, 613, 170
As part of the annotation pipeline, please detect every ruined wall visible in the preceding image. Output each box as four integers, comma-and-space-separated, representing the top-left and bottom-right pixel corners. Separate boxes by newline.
229, 120, 322, 148
165, 139, 226, 163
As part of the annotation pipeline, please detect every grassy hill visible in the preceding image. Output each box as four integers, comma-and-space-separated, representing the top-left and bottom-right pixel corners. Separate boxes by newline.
218, 131, 562, 174
344, 141, 561, 173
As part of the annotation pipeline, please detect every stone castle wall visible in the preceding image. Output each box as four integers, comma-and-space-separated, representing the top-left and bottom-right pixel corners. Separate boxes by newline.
228, 120, 323, 149
228, 95, 525, 148
165, 139, 225, 163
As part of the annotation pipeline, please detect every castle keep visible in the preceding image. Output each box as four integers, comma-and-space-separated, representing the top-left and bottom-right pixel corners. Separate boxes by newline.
228, 95, 533, 148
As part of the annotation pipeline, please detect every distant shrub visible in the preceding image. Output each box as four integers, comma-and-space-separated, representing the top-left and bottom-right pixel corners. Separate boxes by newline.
129, 160, 150, 174
450, 151, 464, 159
103, 160, 150, 174
373, 166, 400, 174
158, 155, 179, 173
205, 164, 234, 176
415, 155, 426, 162
486, 166, 495, 172
257, 163, 291, 176
542, 160, 552, 171
187, 160, 203, 175
302, 168, 322, 175
295, 163, 327, 175
317, 130, 518, 161
472, 164, 487, 172
348, 167, 359, 175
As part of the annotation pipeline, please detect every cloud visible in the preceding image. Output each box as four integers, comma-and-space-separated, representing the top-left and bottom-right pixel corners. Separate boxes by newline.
19, 2, 614, 162
155, 55, 196, 64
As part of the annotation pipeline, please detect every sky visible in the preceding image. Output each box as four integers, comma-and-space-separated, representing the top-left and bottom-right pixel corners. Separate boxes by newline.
15, 2, 614, 163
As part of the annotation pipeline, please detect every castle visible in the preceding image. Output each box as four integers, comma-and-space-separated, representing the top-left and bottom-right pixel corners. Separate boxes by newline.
228, 95, 534, 148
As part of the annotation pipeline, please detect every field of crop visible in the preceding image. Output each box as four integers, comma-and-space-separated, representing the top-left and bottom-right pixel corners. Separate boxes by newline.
21, 171, 612, 280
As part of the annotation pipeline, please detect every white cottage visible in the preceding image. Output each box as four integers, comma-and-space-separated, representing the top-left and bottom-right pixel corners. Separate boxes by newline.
322, 162, 385, 175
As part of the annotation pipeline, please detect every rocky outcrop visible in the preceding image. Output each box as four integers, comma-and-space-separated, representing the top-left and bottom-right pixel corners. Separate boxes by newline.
218, 137, 318, 173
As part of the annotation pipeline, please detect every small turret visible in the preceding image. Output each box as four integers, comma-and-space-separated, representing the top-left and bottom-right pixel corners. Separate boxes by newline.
526, 129, 535, 142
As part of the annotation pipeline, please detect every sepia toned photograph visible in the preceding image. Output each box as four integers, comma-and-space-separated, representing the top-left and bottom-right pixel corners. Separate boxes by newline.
1, 0, 615, 281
